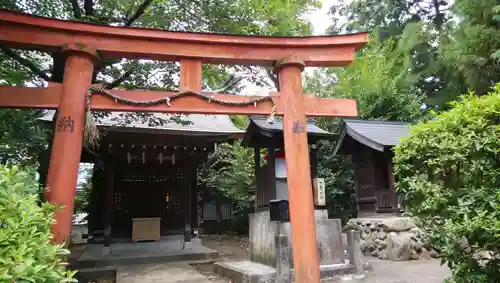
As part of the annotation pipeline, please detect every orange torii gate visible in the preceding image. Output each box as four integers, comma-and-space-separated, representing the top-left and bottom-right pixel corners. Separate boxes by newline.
0, 9, 367, 283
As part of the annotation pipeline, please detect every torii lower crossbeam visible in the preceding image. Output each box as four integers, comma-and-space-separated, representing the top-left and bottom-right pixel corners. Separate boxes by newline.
0, 84, 357, 117
0, 10, 367, 283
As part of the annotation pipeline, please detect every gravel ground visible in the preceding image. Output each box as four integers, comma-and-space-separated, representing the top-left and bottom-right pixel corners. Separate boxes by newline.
196, 235, 451, 283
70, 235, 451, 283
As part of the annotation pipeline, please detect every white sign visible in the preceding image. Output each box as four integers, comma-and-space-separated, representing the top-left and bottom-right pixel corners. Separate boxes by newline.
314, 178, 326, 206
275, 157, 287, 179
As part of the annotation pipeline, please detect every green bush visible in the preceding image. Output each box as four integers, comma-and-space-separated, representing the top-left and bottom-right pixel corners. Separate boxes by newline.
316, 144, 356, 224
198, 142, 256, 234
0, 165, 76, 283
393, 84, 500, 283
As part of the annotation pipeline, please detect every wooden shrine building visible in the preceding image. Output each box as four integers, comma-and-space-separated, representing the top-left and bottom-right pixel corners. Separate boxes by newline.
242, 117, 349, 267
334, 119, 411, 217
242, 116, 333, 210
41, 112, 243, 244
0, 9, 367, 282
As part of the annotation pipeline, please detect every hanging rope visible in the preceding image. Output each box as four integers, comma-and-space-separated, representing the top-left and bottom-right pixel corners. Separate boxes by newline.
84, 86, 277, 147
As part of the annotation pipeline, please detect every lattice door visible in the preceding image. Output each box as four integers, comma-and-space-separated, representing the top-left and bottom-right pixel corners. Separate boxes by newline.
160, 165, 185, 234
112, 161, 186, 236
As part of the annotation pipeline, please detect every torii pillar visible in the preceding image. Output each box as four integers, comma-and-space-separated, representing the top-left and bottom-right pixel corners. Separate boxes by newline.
0, 10, 367, 282
44, 44, 99, 244
275, 58, 320, 282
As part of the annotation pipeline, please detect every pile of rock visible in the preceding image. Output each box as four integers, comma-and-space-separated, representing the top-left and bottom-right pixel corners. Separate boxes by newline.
344, 217, 439, 261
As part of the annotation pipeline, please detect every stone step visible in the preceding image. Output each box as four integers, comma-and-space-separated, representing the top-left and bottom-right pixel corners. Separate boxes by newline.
214, 260, 357, 283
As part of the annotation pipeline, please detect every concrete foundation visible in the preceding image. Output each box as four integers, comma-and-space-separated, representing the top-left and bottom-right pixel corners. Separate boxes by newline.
70, 224, 88, 244
249, 209, 344, 267
214, 260, 357, 283
77, 235, 218, 267
215, 260, 276, 283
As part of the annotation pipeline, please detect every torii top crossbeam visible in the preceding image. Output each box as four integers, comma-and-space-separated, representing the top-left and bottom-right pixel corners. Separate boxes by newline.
0, 9, 368, 283
0, 9, 366, 66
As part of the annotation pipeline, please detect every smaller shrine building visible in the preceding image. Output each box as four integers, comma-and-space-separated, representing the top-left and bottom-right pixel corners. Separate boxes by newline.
41, 112, 243, 250
334, 119, 411, 217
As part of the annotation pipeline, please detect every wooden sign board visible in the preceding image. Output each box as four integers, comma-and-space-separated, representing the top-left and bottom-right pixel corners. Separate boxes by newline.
313, 177, 326, 206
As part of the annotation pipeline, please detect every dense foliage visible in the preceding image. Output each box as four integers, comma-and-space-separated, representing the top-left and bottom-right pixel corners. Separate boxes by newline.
393, 85, 500, 282
198, 142, 257, 233
326, 0, 500, 109
0, 165, 75, 282
303, 0, 499, 227
304, 33, 425, 222
315, 145, 355, 223
305, 36, 424, 121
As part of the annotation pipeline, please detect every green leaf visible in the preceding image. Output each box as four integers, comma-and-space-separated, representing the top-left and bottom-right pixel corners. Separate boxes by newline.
394, 84, 500, 282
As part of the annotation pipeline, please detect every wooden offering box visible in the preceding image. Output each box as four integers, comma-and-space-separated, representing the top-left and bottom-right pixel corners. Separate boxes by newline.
132, 217, 161, 242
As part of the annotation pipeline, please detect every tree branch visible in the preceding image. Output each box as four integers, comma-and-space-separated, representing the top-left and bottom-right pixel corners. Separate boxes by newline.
1, 47, 51, 81
125, 0, 154, 27
105, 68, 135, 89
69, 0, 82, 18
212, 74, 246, 93
265, 67, 279, 90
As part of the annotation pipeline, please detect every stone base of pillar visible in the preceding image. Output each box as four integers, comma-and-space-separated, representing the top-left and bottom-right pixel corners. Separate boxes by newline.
101, 246, 111, 256
183, 241, 193, 250
346, 230, 364, 274
249, 210, 345, 267
275, 234, 291, 283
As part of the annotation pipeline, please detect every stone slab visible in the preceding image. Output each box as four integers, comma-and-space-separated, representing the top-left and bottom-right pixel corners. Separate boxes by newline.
118, 261, 211, 283
78, 235, 218, 267
316, 218, 344, 265
249, 210, 345, 267
214, 260, 275, 283
290, 263, 356, 282
214, 260, 355, 283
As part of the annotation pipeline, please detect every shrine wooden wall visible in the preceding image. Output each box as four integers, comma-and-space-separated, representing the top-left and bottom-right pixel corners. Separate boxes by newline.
255, 146, 276, 209
345, 136, 398, 215
254, 146, 319, 209
85, 132, 215, 240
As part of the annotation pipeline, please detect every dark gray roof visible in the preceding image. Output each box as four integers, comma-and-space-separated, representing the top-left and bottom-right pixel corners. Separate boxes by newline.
241, 116, 333, 147
336, 119, 411, 152
40, 111, 244, 135
250, 116, 332, 136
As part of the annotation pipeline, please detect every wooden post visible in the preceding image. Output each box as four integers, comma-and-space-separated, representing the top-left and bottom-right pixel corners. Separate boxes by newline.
310, 146, 318, 180
45, 44, 98, 244
191, 154, 199, 234
254, 145, 261, 209
387, 152, 398, 210
37, 147, 50, 202
182, 158, 192, 242
88, 161, 101, 234
267, 145, 276, 201
275, 58, 320, 283
310, 146, 318, 206
180, 59, 202, 93
103, 152, 115, 248
216, 198, 223, 232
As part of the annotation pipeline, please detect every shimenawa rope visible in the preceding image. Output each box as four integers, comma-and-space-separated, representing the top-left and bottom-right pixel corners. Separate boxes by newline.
84, 86, 277, 147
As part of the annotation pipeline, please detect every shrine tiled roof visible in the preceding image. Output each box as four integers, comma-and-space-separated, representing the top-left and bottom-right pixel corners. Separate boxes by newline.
335, 119, 411, 152
249, 116, 332, 136
241, 116, 333, 147
40, 111, 244, 135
